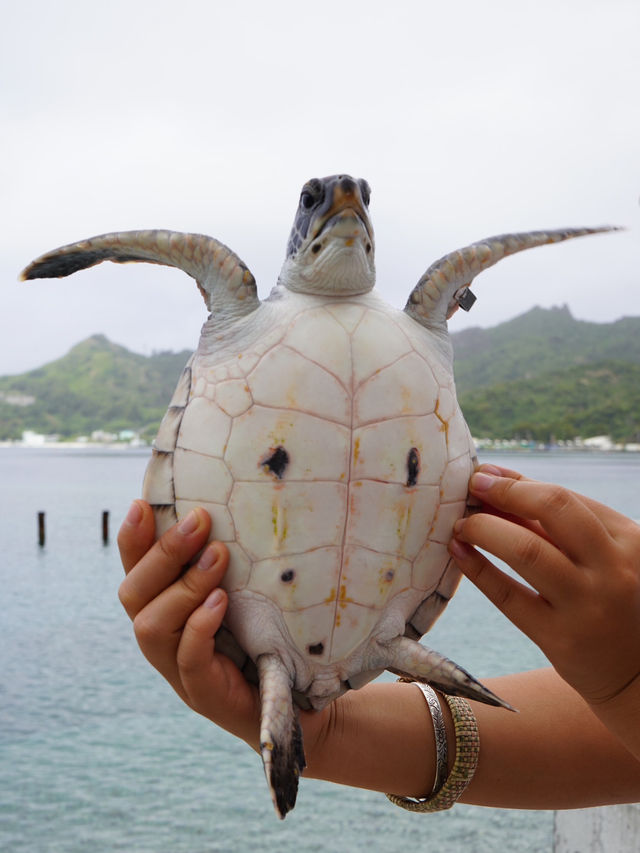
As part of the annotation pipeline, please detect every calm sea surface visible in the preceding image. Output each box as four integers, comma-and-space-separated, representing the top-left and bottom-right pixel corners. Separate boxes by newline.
2, 448, 639, 853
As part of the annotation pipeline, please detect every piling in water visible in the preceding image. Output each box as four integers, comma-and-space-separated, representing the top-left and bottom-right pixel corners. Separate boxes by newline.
102, 510, 109, 545
38, 512, 45, 547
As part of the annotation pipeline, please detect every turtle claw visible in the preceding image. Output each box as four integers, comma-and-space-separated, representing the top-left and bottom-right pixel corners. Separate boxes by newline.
257, 654, 306, 819
260, 716, 305, 819
385, 636, 515, 712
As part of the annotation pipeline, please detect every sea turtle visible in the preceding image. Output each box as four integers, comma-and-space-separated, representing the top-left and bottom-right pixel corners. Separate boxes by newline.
21, 175, 616, 818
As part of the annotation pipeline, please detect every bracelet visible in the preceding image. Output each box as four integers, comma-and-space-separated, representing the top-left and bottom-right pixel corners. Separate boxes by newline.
412, 682, 448, 795
386, 685, 479, 813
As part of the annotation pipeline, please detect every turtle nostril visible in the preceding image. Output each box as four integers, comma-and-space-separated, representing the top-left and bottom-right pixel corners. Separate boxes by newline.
340, 176, 356, 194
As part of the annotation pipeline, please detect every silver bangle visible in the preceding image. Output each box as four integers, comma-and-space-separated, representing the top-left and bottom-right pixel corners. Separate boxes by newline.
386, 690, 480, 813
413, 682, 448, 795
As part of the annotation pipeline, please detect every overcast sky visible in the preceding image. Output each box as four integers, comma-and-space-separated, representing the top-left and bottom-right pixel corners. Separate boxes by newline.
2, 0, 638, 376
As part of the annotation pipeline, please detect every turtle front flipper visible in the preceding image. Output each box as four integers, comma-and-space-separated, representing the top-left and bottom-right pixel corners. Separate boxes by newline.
406, 225, 621, 330
20, 230, 259, 320
256, 653, 306, 819
382, 636, 515, 711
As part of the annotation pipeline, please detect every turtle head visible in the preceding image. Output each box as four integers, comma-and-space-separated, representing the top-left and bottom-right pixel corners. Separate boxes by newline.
278, 174, 375, 295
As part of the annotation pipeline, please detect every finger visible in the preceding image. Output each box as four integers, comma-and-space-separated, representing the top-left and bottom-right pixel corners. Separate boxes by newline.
118, 508, 212, 619
468, 501, 552, 543
449, 538, 553, 645
475, 466, 632, 541
454, 511, 575, 602
468, 472, 614, 565
177, 589, 261, 738
117, 500, 156, 574
476, 463, 531, 482
131, 542, 229, 691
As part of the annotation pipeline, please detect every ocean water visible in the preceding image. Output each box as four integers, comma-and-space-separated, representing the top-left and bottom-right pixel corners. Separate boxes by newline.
1, 448, 639, 853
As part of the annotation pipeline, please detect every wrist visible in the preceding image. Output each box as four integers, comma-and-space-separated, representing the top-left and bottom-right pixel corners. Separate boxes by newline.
300, 681, 450, 797
587, 672, 640, 762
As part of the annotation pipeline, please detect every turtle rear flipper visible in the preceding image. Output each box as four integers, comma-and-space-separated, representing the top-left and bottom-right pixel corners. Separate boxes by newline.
257, 654, 306, 819
383, 636, 515, 711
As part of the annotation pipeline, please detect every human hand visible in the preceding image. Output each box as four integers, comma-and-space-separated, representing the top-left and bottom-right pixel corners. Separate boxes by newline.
449, 464, 640, 712
117, 500, 262, 748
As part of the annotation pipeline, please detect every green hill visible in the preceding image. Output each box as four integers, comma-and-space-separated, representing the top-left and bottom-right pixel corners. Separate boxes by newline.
0, 335, 190, 441
451, 305, 640, 395
458, 360, 640, 442
450, 306, 640, 442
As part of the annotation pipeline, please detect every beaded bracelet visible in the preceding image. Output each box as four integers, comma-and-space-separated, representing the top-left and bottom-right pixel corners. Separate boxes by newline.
386, 686, 480, 813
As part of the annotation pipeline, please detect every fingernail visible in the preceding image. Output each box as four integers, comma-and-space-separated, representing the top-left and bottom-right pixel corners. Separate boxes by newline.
178, 509, 200, 535
448, 537, 468, 560
197, 544, 219, 571
478, 464, 503, 477
470, 472, 496, 493
205, 588, 224, 609
125, 500, 143, 526
453, 518, 464, 536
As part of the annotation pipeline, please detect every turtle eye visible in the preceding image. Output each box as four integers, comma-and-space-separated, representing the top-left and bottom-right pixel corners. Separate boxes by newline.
300, 179, 324, 211
300, 191, 316, 210
359, 180, 371, 207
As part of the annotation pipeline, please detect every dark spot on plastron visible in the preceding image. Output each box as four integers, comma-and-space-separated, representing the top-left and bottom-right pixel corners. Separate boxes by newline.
311, 243, 322, 254
366, 243, 372, 254
406, 447, 420, 487
308, 642, 324, 656
384, 569, 395, 582
261, 446, 289, 479
280, 569, 295, 583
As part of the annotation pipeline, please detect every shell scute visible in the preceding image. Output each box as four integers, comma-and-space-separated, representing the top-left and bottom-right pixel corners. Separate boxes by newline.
229, 481, 348, 561
173, 448, 233, 503
350, 309, 413, 385
326, 603, 381, 661
247, 346, 351, 425
282, 308, 353, 387
411, 540, 452, 591
247, 549, 341, 611
340, 546, 412, 608
224, 407, 350, 482
154, 406, 185, 452
143, 449, 174, 504
353, 351, 439, 426
176, 498, 236, 542
214, 379, 253, 417
351, 414, 447, 485
176, 396, 231, 457
346, 480, 439, 560
282, 604, 336, 664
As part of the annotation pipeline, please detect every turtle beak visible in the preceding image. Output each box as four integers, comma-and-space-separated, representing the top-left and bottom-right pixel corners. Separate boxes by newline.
311, 177, 374, 244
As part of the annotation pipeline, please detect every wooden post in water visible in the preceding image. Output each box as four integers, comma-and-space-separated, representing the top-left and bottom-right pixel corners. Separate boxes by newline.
102, 510, 109, 545
38, 511, 45, 547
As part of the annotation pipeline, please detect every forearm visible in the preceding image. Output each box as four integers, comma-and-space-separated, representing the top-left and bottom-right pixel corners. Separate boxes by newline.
465, 668, 640, 808
302, 668, 640, 809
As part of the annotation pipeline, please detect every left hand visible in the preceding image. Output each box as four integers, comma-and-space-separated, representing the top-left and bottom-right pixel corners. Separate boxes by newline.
449, 464, 640, 710
117, 500, 263, 747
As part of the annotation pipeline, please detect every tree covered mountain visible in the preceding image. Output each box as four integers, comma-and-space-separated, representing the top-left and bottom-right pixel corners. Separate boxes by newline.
1, 307, 639, 443
0, 335, 190, 441
450, 306, 640, 442
451, 305, 640, 395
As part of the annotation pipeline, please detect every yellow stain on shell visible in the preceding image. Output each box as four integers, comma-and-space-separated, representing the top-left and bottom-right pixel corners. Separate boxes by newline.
271, 499, 288, 547
324, 586, 337, 604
